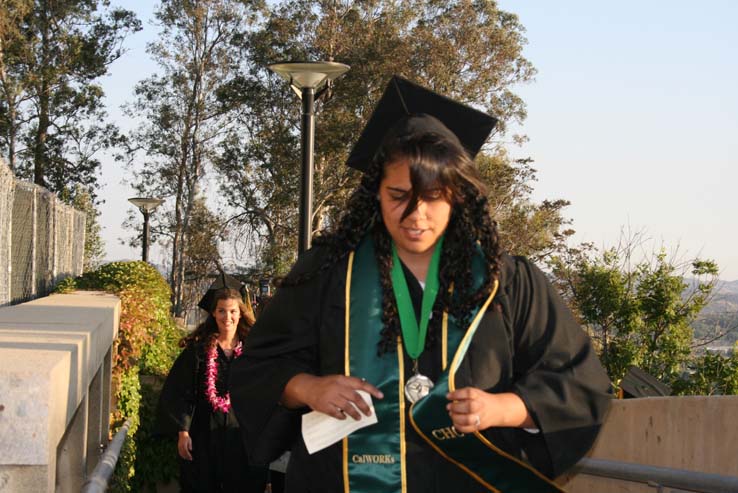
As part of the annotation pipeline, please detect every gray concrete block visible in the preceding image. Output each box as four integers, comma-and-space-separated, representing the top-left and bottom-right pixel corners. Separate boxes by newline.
0, 292, 120, 492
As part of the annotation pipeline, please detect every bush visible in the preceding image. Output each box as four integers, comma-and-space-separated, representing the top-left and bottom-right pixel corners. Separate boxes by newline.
110, 366, 141, 493
56, 261, 182, 490
134, 317, 184, 491
131, 376, 180, 491
673, 348, 738, 395
140, 315, 185, 377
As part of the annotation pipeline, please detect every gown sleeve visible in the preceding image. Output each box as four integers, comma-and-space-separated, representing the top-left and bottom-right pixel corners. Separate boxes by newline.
230, 246, 336, 463
155, 345, 197, 436
506, 255, 612, 477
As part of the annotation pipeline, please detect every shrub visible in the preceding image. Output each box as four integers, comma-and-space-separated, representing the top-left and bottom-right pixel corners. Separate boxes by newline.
140, 315, 184, 377
131, 376, 180, 491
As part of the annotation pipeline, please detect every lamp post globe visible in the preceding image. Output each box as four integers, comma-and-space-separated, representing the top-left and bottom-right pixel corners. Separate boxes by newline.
267, 61, 350, 254
128, 197, 164, 262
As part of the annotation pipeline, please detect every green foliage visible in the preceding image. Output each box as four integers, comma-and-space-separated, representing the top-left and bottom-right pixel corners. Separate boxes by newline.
56, 260, 182, 489
59, 261, 172, 371
130, 377, 180, 492
0, 0, 141, 198
110, 366, 141, 492
140, 316, 185, 377
68, 260, 171, 297
674, 348, 738, 395
215, 0, 540, 275
477, 154, 574, 261
121, 0, 261, 316
178, 198, 225, 318
67, 186, 105, 271
551, 240, 721, 392
54, 276, 77, 294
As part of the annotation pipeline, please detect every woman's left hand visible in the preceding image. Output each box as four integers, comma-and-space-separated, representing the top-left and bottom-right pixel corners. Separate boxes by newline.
446, 387, 492, 433
446, 388, 535, 433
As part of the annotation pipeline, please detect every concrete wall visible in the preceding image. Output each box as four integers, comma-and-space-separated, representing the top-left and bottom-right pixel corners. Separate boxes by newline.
566, 396, 738, 492
0, 291, 120, 493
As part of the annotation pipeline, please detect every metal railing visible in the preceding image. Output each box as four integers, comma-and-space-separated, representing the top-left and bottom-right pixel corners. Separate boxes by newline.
81, 419, 132, 493
78, 419, 738, 493
575, 458, 738, 493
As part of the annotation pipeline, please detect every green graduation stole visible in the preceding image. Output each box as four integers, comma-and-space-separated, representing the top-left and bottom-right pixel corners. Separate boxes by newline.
342, 237, 564, 493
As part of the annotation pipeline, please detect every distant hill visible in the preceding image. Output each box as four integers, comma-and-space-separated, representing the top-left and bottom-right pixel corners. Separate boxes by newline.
717, 279, 738, 295
691, 279, 738, 347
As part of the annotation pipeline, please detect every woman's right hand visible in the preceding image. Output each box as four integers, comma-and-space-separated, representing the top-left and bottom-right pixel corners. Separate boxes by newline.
282, 373, 383, 420
178, 430, 193, 460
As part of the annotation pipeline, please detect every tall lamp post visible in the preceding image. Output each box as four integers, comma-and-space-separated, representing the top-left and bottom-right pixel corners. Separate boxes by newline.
268, 61, 350, 254
128, 197, 164, 262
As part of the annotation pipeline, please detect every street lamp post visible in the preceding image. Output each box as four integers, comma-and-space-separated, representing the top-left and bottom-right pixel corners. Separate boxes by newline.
128, 197, 164, 262
267, 61, 350, 254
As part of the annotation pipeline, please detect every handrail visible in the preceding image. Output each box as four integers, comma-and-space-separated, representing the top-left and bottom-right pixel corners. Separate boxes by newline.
575, 458, 738, 493
81, 419, 132, 493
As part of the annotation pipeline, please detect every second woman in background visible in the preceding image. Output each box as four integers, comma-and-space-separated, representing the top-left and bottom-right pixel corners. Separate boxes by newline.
156, 278, 268, 493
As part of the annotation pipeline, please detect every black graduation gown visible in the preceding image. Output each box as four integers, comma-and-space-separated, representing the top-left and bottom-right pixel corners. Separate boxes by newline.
230, 246, 612, 493
156, 342, 268, 493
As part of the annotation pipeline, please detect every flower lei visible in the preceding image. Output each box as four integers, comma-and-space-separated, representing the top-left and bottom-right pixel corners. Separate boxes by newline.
204, 337, 243, 413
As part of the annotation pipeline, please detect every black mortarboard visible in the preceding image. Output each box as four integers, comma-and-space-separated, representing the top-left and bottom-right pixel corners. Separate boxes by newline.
346, 76, 498, 172
197, 273, 247, 312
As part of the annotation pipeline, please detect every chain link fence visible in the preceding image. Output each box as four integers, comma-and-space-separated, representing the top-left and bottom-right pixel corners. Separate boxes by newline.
0, 159, 85, 307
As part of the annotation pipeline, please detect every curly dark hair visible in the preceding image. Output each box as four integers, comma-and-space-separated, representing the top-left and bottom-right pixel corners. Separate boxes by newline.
286, 117, 502, 355
180, 288, 255, 349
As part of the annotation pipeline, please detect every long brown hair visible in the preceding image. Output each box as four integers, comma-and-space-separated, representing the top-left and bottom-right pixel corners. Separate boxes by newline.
180, 288, 255, 348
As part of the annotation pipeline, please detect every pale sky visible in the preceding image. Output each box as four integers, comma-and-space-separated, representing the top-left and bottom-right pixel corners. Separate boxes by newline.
98, 1, 738, 280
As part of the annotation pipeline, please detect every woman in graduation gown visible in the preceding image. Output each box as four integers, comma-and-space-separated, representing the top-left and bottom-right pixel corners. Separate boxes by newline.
156, 282, 268, 492
231, 76, 612, 493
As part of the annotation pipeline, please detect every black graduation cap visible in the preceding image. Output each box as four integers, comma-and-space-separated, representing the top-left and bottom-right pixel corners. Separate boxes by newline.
197, 272, 247, 312
346, 75, 498, 172
620, 366, 671, 398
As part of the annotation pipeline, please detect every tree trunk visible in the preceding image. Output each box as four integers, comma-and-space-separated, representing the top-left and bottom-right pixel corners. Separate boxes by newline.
33, 0, 50, 187
170, 166, 186, 316
170, 7, 207, 317
6, 105, 17, 170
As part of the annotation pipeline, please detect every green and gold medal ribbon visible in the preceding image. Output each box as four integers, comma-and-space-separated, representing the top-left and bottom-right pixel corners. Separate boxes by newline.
389, 236, 444, 360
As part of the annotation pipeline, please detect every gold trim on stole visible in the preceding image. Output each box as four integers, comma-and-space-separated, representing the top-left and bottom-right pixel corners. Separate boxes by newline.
342, 251, 354, 493
446, 280, 498, 392
441, 312, 448, 371
447, 280, 559, 488
397, 337, 408, 493
442, 283, 454, 371
410, 279, 563, 491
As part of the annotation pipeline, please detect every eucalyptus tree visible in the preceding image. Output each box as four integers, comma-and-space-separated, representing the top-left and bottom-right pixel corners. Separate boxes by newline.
0, 0, 139, 199
0, 0, 33, 171
123, 0, 263, 315
477, 154, 574, 262
216, 0, 570, 275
